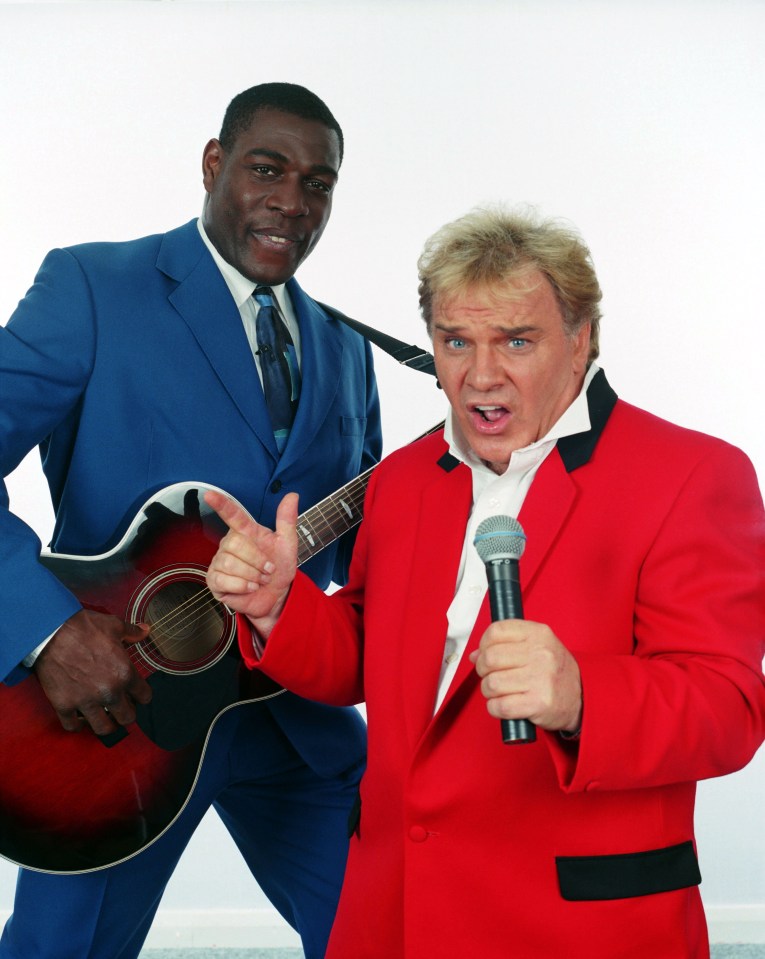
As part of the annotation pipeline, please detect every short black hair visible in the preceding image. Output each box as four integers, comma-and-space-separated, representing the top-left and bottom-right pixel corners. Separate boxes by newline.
218, 82, 344, 163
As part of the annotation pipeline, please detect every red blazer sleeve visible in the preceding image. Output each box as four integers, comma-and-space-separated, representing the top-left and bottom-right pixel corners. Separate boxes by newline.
548, 440, 765, 792
237, 482, 375, 705
237, 570, 364, 707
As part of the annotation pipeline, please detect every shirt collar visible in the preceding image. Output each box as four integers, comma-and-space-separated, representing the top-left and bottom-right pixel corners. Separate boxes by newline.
444, 362, 600, 471
197, 218, 290, 316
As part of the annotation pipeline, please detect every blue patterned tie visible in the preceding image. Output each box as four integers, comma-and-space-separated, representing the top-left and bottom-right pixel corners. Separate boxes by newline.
253, 286, 300, 453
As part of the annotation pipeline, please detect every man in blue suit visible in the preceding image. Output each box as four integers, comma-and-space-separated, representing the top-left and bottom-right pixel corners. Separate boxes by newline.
0, 82, 381, 959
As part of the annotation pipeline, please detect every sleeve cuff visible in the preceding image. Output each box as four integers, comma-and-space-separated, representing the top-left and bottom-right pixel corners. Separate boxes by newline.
22, 631, 58, 667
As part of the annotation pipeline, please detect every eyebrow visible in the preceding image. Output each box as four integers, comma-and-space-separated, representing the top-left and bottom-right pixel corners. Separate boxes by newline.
244, 147, 339, 179
434, 322, 539, 337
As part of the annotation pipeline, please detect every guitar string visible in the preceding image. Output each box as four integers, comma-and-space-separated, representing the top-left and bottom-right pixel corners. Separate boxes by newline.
127, 588, 221, 664
293, 476, 369, 546
143, 589, 223, 652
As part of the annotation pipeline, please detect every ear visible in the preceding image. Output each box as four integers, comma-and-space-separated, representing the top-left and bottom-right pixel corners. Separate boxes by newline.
572, 322, 591, 372
202, 138, 224, 194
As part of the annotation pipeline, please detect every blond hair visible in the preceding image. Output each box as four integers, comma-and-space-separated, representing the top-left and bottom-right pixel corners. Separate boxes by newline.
417, 205, 602, 361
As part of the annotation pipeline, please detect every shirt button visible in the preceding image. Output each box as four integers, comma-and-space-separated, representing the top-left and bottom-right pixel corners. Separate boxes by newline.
270, 480, 282, 494
408, 825, 428, 843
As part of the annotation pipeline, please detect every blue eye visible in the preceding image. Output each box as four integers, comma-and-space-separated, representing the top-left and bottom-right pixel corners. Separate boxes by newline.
509, 337, 528, 349
446, 337, 466, 350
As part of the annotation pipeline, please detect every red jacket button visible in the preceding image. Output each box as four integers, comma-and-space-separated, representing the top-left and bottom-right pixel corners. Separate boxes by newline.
408, 825, 428, 843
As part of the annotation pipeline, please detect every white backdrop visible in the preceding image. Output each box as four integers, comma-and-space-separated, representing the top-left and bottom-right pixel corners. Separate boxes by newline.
1, 0, 763, 937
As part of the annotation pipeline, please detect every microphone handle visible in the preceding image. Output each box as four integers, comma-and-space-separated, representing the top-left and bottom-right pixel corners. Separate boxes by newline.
486, 559, 537, 745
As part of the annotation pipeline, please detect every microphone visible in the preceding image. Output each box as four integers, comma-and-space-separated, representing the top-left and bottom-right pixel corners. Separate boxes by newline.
473, 515, 536, 745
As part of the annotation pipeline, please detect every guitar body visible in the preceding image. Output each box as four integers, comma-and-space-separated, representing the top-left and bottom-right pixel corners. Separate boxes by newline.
0, 482, 281, 874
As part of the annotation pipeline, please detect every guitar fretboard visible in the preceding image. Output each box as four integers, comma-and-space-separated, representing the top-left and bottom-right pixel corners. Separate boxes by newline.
294, 420, 444, 565
295, 469, 372, 564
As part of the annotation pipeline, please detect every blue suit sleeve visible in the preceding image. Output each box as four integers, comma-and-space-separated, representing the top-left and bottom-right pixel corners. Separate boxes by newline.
0, 249, 93, 680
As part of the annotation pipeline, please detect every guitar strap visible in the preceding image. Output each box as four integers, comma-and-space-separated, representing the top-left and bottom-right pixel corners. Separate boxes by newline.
318, 302, 438, 380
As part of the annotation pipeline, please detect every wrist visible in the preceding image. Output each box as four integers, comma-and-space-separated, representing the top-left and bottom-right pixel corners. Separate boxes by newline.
246, 590, 290, 653
559, 700, 583, 739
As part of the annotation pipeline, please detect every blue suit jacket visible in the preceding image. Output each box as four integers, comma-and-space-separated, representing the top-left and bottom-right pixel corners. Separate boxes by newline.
0, 218, 381, 774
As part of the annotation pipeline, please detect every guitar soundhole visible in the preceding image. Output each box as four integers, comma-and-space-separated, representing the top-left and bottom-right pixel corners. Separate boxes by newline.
128, 565, 235, 675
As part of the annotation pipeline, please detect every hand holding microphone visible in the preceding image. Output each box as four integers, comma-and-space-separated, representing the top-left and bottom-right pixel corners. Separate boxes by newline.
472, 515, 583, 744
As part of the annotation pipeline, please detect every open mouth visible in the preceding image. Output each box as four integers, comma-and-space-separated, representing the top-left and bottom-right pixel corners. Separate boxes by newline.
468, 404, 511, 432
251, 230, 300, 252
475, 405, 506, 423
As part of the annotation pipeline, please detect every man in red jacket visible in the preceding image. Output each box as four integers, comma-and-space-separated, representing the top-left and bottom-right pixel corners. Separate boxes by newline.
205, 206, 765, 958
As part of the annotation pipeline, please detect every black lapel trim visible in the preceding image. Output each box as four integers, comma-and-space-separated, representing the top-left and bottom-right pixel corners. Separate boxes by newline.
556, 368, 618, 473
437, 451, 461, 473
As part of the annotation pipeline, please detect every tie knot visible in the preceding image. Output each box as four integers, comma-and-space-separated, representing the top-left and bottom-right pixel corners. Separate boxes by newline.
254, 285, 274, 302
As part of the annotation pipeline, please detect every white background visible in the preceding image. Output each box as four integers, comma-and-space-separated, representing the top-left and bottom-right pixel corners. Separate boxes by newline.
1, 0, 763, 927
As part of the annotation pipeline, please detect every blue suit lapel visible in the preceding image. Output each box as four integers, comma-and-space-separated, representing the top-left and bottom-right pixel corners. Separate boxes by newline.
280, 277, 343, 466
156, 221, 278, 459
153, 224, 347, 465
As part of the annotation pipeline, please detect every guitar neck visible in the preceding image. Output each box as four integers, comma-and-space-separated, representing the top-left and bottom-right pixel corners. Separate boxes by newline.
294, 420, 445, 566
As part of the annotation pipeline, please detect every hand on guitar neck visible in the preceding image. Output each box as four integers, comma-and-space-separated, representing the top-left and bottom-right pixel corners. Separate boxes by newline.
204, 489, 299, 642
34, 609, 153, 736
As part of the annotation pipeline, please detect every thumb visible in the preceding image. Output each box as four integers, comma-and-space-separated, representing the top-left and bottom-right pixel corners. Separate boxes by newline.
275, 492, 299, 543
123, 622, 151, 645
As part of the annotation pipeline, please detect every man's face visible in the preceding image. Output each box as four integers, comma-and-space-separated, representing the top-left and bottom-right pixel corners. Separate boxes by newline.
431, 271, 591, 474
202, 109, 340, 285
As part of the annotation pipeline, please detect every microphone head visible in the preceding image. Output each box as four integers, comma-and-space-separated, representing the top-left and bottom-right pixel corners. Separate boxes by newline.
473, 515, 526, 563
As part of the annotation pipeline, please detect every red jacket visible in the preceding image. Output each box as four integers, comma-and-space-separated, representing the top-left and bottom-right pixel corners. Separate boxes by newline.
245, 371, 765, 958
